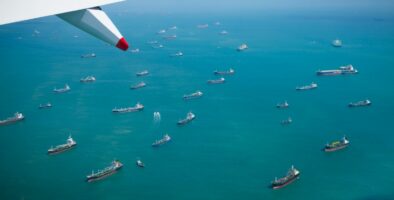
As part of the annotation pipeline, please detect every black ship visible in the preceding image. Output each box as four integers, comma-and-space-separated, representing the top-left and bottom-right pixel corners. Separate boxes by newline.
271, 165, 300, 189
207, 77, 225, 84
0, 112, 24, 126
86, 160, 123, 182
48, 136, 77, 155
152, 134, 171, 147
214, 68, 235, 75
112, 103, 144, 113
348, 99, 371, 107
177, 112, 196, 126
183, 91, 203, 100
324, 136, 349, 152
39, 103, 52, 109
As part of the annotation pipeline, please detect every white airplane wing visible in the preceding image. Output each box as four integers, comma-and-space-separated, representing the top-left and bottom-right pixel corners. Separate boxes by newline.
0, 0, 129, 51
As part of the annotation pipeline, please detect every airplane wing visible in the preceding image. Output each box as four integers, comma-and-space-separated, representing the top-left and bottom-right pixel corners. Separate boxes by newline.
0, 0, 129, 51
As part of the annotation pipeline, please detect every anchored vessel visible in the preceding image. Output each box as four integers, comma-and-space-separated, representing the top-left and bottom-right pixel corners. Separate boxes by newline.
48, 136, 77, 155
130, 82, 146, 90
86, 160, 123, 182
296, 82, 317, 91
332, 39, 342, 47
271, 165, 300, 189
163, 35, 177, 40
170, 51, 183, 57
281, 117, 292, 125
207, 77, 225, 84
177, 112, 196, 125
136, 160, 145, 168
39, 103, 52, 109
237, 43, 248, 51
316, 65, 358, 76
0, 112, 24, 126
130, 48, 140, 53
183, 91, 203, 100
219, 30, 228, 35
324, 136, 349, 152
80, 76, 96, 83
112, 103, 144, 113
152, 134, 171, 147
197, 24, 209, 29
81, 53, 96, 58
348, 99, 371, 107
276, 101, 289, 109
136, 70, 149, 77
53, 84, 71, 93
214, 68, 235, 75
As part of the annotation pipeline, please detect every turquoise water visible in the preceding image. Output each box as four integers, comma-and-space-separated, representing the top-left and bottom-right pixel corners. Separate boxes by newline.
1, 11, 394, 200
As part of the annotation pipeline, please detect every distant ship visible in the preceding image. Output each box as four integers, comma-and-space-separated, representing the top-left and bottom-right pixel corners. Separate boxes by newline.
130, 48, 140, 53
86, 160, 123, 182
197, 24, 209, 29
168, 26, 177, 30
163, 35, 177, 40
276, 101, 289, 109
152, 134, 171, 147
80, 76, 96, 83
332, 39, 342, 47
48, 136, 77, 155
271, 165, 300, 189
170, 51, 183, 57
39, 103, 52, 109
316, 65, 358, 76
214, 68, 235, 75
281, 117, 292, 125
237, 44, 248, 51
296, 82, 317, 91
183, 90, 203, 100
136, 70, 149, 77
177, 112, 196, 125
219, 30, 228, 35
324, 136, 349, 152
147, 40, 158, 44
157, 29, 166, 34
53, 84, 71, 93
151, 44, 164, 49
207, 77, 225, 84
0, 112, 24, 126
81, 53, 96, 58
136, 160, 145, 168
112, 103, 144, 113
130, 81, 146, 90
348, 99, 371, 107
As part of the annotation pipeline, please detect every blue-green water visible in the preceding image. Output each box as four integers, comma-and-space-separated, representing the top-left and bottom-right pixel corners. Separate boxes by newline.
1, 11, 394, 200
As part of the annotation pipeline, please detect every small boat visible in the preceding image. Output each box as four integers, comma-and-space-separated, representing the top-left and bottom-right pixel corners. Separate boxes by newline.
197, 24, 209, 29
170, 51, 183, 57
271, 165, 300, 189
112, 103, 144, 113
147, 40, 158, 44
183, 90, 203, 100
48, 135, 77, 155
348, 99, 371, 107
177, 112, 196, 126
332, 39, 342, 47
207, 77, 225, 84
152, 134, 171, 147
86, 160, 123, 182
237, 44, 248, 51
219, 30, 228, 35
168, 26, 177, 30
214, 21, 221, 26
281, 117, 292, 125
276, 101, 289, 109
130, 81, 146, 90
53, 84, 71, 93
39, 103, 52, 109
214, 68, 234, 76
136, 70, 149, 77
163, 35, 177, 40
81, 53, 96, 58
324, 136, 349, 152
151, 44, 164, 49
80, 76, 96, 83
136, 160, 145, 168
339, 65, 358, 74
296, 82, 317, 91
157, 29, 166, 34
0, 112, 24, 126
130, 48, 140, 53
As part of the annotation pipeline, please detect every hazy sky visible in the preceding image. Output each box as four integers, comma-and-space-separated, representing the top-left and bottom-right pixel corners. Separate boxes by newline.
111, 0, 394, 15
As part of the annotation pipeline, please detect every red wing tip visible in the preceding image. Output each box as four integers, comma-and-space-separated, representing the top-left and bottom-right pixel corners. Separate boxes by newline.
116, 38, 129, 51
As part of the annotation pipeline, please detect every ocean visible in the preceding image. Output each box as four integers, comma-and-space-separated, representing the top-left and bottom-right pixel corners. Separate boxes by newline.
0, 10, 394, 200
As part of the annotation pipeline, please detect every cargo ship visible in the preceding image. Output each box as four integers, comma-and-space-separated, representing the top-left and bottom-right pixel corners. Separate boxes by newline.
152, 134, 171, 147
276, 101, 289, 109
183, 90, 203, 100
39, 103, 52, 109
207, 77, 225, 84
80, 53, 96, 58
47, 136, 77, 155
348, 99, 371, 107
80, 76, 96, 83
130, 82, 146, 90
177, 112, 195, 125
316, 65, 358, 76
53, 84, 70, 93
0, 112, 24, 126
86, 160, 123, 182
136, 70, 149, 77
296, 82, 317, 91
237, 43, 248, 51
339, 65, 358, 74
112, 103, 144, 113
324, 136, 349, 152
214, 68, 235, 75
271, 165, 300, 189
281, 117, 292, 125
